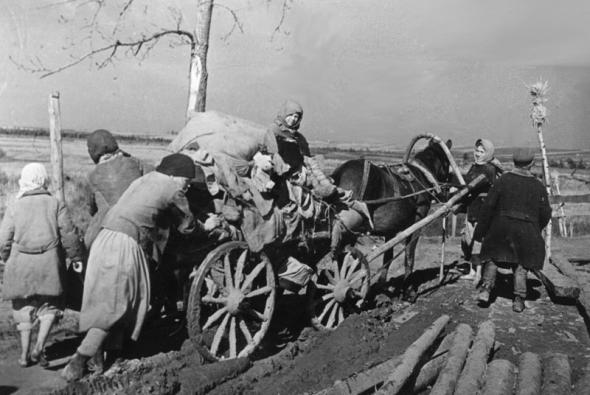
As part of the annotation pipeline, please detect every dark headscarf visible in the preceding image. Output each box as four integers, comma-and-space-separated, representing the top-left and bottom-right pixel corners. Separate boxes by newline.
156, 153, 196, 179
87, 129, 119, 164
275, 100, 303, 130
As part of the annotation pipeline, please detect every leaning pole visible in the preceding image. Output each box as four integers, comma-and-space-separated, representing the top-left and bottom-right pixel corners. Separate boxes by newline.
528, 80, 552, 259
48, 91, 65, 204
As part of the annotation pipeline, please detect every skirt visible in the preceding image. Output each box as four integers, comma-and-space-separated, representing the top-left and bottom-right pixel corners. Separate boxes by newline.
79, 229, 150, 341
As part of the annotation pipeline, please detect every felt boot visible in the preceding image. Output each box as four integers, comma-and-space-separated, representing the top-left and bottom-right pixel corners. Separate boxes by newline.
513, 296, 525, 313
61, 352, 89, 381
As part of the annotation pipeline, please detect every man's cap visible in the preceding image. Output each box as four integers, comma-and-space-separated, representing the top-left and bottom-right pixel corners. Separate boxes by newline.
513, 147, 536, 167
156, 153, 196, 179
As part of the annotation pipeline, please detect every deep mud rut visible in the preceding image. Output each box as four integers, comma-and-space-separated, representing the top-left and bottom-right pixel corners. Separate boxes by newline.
2, 237, 590, 394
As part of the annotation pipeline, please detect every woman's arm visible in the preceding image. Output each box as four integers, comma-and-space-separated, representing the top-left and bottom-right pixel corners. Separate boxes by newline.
170, 190, 196, 235
0, 205, 15, 262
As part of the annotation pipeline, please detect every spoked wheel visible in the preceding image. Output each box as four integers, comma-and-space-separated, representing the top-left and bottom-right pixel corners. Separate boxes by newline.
187, 241, 276, 361
307, 247, 370, 330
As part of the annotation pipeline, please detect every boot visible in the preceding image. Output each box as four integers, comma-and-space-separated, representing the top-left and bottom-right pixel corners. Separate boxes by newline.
87, 350, 104, 374
513, 296, 525, 313
61, 352, 90, 381
30, 347, 49, 368
477, 286, 491, 304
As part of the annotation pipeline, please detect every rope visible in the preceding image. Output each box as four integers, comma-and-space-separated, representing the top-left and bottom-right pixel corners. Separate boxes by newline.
361, 186, 440, 205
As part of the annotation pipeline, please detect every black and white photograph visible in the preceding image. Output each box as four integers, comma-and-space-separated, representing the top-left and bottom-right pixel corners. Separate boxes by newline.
1, 0, 590, 393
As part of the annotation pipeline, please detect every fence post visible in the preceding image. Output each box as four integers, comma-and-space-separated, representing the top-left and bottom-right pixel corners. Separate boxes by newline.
552, 172, 568, 237
48, 92, 65, 204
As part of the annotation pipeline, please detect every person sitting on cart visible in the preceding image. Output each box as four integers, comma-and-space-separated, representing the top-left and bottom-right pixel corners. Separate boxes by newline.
84, 129, 147, 249
269, 100, 372, 261
473, 148, 551, 313
458, 138, 503, 284
0, 163, 84, 368
61, 153, 221, 381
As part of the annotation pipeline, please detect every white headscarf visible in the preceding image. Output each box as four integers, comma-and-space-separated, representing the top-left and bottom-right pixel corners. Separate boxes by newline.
17, 163, 48, 198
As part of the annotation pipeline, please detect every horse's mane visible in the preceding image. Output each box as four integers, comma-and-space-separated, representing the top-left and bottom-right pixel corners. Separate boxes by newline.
416, 143, 447, 164
413, 143, 450, 180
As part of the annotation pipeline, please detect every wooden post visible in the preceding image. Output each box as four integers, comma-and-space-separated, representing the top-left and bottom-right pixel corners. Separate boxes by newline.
451, 214, 457, 237
48, 92, 65, 204
376, 315, 450, 394
455, 321, 496, 395
481, 359, 516, 395
541, 353, 571, 395
516, 352, 542, 395
440, 216, 446, 283
552, 172, 567, 237
429, 323, 473, 395
529, 80, 552, 259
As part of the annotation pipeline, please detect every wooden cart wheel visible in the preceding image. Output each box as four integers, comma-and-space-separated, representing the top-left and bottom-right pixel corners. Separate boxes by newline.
187, 241, 276, 361
307, 247, 370, 330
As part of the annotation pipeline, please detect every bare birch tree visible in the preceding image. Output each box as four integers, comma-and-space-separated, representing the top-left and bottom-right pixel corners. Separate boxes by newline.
12, 0, 293, 120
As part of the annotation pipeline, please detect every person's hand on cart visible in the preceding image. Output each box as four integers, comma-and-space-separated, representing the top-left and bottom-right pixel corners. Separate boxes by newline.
203, 213, 222, 231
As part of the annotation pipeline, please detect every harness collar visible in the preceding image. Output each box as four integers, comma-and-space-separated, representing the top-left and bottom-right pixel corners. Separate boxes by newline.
406, 159, 442, 194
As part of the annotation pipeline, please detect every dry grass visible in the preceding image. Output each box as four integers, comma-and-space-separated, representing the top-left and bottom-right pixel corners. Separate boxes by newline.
0, 171, 92, 235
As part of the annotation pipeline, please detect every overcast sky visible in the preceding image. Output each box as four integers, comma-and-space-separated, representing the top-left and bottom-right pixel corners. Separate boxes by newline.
1, 0, 589, 149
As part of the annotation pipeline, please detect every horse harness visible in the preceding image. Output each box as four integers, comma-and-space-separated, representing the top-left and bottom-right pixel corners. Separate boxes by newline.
359, 159, 443, 206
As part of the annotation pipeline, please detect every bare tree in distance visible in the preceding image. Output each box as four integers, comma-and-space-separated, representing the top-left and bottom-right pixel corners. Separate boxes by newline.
11, 0, 294, 120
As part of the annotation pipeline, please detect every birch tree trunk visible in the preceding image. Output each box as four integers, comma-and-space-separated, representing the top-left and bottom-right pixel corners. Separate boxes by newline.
187, 0, 214, 119
529, 80, 552, 260
537, 125, 553, 259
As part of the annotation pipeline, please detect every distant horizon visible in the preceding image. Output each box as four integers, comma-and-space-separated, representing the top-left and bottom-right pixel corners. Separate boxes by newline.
2, 0, 590, 150
0, 124, 586, 153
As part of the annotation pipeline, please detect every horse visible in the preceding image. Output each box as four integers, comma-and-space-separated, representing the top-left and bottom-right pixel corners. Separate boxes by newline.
331, 139, 453, 302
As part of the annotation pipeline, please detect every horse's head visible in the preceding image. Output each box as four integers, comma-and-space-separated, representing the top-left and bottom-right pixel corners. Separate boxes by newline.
414, 138, 453, 183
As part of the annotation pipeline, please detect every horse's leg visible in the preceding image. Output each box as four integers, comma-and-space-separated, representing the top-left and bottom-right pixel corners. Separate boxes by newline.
402, 232, 420, 303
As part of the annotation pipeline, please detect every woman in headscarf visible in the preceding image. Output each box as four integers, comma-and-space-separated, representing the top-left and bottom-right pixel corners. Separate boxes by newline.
61, 153, 220, 381
460, 139, 504, 283
270, 99, 309, 173
0, 163, 84, 367
85, 129, 147, 249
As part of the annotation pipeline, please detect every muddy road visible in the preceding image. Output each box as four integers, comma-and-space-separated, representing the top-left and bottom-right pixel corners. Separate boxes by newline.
1, 237, 590, 394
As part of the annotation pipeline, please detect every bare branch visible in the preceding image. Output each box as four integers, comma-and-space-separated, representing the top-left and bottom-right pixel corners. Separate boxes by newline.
119, 0, 135, 17
271, 0, 292, 42
34, 0, 84, 10
214, 3, 244, 42
112, 0, 136, 35
13, 29, 194, 78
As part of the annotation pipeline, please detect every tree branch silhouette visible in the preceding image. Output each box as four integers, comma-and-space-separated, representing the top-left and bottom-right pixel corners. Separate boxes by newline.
10, 29, 195, 79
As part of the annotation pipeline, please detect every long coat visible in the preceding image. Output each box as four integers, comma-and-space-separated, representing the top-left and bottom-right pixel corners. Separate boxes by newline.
79, 171, 195, 339
0, 189, 84, 300
463, 162, 502, 223
473, 170, 552, 270
84, 153, 145, 248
